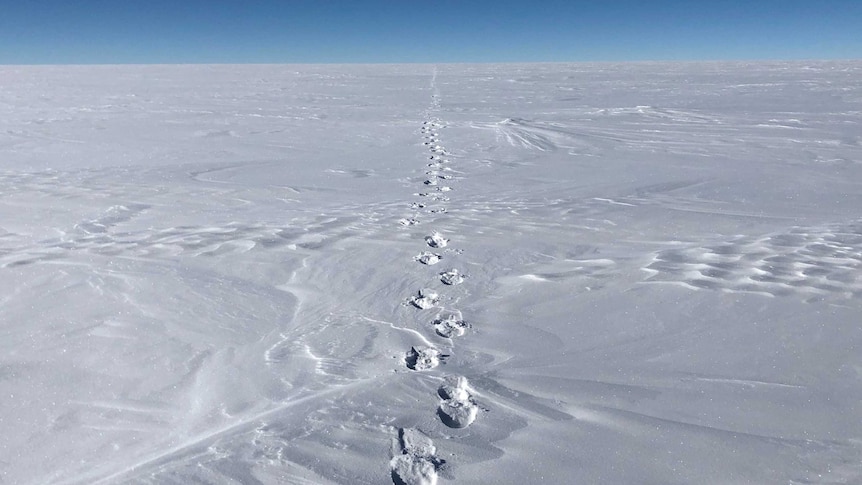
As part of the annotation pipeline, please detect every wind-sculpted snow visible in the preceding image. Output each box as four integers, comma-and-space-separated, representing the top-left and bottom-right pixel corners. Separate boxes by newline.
644, 220, 862, 300
2, 62, 862, 484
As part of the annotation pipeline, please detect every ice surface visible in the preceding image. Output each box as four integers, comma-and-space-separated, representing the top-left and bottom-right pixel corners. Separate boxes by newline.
1, 61, 862, 484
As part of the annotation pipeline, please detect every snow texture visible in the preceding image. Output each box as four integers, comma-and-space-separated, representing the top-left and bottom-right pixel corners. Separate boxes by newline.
2, 61, 862, 484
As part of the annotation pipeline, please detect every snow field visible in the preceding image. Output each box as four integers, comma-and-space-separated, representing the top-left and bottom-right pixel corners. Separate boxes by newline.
1, 61, 861, 484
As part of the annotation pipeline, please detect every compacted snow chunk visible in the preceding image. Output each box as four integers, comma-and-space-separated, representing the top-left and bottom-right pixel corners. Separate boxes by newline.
433, 311, 469, 338
415, 251, 442, 265
405, 346, 441, 371
411, 288, 440, 309
439, 268, 464, 285
424, 232, 449, 248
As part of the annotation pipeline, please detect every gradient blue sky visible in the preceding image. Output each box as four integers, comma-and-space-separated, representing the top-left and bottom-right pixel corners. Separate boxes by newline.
1, 1, 860, 64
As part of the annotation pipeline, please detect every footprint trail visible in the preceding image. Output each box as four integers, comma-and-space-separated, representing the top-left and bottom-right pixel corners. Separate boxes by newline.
389, 68, 483, 483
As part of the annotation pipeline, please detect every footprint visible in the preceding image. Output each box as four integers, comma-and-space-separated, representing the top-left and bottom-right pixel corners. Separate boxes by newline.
410, 202, 426, 209
405, 346, 444, 371
390, 428, 444, 485
439, 269, 464, 285
438, 398, 478, 429
399, 218, 420, 226
427, 172, 453, 180
415, 252, 442, 265
425, 232, 449, 248
438, 375, 470, 401
432, 310, 468, 338
436, 186, 452, 192
437, 376, 478, 429
411, 288, 440, 309
391, 454, 437, 485
424, 179, 438, 186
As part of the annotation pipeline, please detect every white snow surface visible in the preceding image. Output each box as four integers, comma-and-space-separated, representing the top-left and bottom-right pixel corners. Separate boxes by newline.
1, 61, 862, 484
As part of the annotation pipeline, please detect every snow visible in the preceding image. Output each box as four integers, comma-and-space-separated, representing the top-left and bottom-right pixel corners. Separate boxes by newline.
1, 61, 862, 484
415, 251, 442, 265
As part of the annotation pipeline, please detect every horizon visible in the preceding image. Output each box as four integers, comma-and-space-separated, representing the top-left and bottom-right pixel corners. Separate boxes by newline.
2, 1, 860, 65
4, 58, 862, 68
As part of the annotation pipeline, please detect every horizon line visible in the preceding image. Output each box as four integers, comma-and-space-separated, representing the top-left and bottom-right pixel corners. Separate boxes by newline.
3, 57, 861, 68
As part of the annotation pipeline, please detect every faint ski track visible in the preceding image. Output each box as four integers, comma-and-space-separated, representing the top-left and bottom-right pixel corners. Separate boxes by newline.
66, 374, 392, 485
684, 376, 806, 389
361, 315, 435, 348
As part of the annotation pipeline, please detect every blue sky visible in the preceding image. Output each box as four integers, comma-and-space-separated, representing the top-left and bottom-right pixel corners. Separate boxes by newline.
1, 1, 860, 64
